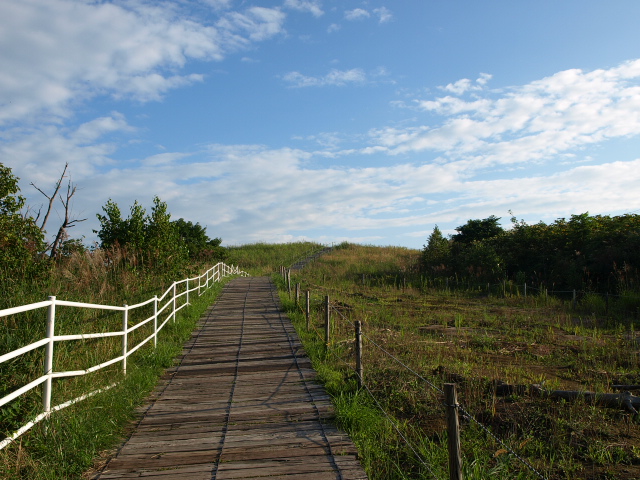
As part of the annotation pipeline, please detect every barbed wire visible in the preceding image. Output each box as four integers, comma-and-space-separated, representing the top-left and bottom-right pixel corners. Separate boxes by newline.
323, 338, 442, 480
295, 286, 550, 480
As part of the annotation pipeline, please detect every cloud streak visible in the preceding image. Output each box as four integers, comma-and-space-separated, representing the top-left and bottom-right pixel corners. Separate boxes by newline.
0, 0, 285, 125
282, 68, 367, 87
378, 60, 640, 170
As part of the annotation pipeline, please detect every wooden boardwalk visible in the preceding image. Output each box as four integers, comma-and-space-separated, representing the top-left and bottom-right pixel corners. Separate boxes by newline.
93, 276, 367, 479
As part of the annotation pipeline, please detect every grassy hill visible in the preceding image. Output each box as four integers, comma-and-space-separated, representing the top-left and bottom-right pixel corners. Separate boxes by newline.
277, 243, 640, 480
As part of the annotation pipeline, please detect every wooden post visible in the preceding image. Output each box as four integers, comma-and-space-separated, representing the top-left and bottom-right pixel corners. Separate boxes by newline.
296, 283, 300, 306
545, 287, 548, 304
287, 269, 291, 298
572, 289, 577, 309
325, 295, 330, 347
444, 383, 463, 480
355, 320, 363, 388
306, 290, 311, 331
524, 282, 527, 299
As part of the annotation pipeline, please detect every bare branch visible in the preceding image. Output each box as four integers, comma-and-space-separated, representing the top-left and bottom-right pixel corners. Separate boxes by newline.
31, 162, 68, 232
50, 176, 86, 258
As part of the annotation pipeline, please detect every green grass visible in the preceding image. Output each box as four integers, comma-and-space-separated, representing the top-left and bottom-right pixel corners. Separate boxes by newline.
0, 257, 231, 479
226, 241, 325, 276
275, 243, 640, 480
0, 241, 325, 479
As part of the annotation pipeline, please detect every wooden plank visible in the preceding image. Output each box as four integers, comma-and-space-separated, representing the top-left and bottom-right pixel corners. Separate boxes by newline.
91, 276, 367, 480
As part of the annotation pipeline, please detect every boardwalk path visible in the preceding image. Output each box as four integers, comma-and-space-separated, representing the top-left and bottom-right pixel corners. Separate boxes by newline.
95, 276, 367, 479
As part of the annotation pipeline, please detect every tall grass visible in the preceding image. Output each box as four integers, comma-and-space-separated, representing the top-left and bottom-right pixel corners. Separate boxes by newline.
226, 241, 325, 275
277, 243, 640, 480
0, 246, 231, 479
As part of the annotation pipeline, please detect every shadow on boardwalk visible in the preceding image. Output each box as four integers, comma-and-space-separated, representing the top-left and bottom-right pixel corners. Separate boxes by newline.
92, 276, 367, 480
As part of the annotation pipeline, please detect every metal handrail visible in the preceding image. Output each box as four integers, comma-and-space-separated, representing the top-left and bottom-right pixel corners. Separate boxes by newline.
0, 262, 248, 450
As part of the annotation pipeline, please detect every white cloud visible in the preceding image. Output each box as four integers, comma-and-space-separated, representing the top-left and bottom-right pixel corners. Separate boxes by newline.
283, 0, 324, 17
282, 68, 367, 87
373, 7, 393, 23
344, 8, 370, 21
71, 113, 133, 145
0, 0, 285, 125
218, 7, 286, 42
327, 23, 341, 33
379, 60, 640, 170
343, 7, 391, 24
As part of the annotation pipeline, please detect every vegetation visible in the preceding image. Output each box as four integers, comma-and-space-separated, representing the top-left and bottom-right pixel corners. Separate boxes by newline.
423, 213, 640, 295
226, 241, 325, 276
95, 197, 225, 275
0, 164, 48, 291
279, 243, 640, 479
0, 163, 236, 479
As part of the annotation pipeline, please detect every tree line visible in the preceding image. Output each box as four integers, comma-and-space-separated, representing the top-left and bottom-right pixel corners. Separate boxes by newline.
0, 163, 225, 287
422, 213, 640, 293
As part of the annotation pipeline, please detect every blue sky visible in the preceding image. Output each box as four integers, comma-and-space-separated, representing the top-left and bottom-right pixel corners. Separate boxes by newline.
3, 0, 640, 249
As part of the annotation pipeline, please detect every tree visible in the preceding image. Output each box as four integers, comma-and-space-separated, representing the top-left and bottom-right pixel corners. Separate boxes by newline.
31, 162, 86, 258
0, 163, 48, 279
422, 225, 450, 275
94, 197, 195, 272
145, 196, 186, 270
95, 199, 126, 249
174, 218, 210, 258
452, 215, 503, 244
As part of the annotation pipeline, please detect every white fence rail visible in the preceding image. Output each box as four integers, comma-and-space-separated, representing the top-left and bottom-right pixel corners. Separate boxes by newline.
0, 262, 248, 450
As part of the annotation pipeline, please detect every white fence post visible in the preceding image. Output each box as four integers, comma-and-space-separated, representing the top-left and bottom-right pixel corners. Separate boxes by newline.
43, 296, 56, 415
172, 283, 177, 322
153, 295, 158, 348
186, 278, 190, 306
122, 304, 128, 375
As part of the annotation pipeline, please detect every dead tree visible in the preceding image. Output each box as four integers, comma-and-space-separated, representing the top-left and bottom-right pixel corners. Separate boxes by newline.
31, 163, 68, 232
531, 386, 640, 414
495, 381, 640, 414
31, 163, 86, 258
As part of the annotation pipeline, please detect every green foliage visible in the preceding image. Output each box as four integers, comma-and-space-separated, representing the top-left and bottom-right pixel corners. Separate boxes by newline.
145, 196, 184, 271
174, 218, 225, 261
424, 212, 640, 292
95, 197, 226, 273
453, 215, 503, 244
421, 225, 450, 275
0, 163, 49, 285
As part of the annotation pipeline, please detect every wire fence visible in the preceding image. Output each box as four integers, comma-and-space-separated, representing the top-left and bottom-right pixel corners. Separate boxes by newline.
279, 267, 551, 480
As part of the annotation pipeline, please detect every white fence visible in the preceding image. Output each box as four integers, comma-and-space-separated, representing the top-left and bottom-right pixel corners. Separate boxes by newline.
0, 262, 248, 450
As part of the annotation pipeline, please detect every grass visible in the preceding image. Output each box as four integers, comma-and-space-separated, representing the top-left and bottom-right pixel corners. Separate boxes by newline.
0, 241, 326, 479
0, 249, 233, 479
226, 241, 325, 276
6, 240, 639, 479
276, 243, 640, 480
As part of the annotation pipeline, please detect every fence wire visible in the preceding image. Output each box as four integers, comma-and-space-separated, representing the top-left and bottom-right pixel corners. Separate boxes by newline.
286, 280, 549, 480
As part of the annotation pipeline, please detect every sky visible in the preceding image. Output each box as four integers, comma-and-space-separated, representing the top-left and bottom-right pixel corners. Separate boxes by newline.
3, 0, 640, 249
